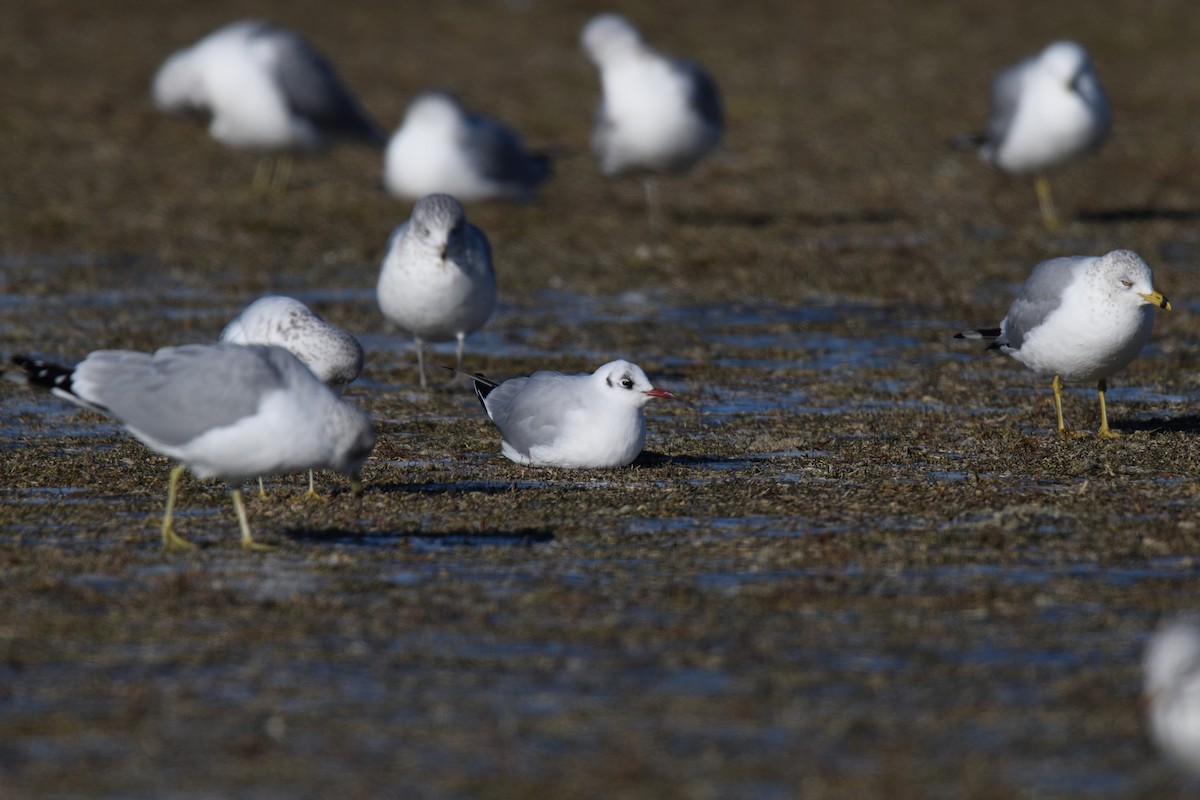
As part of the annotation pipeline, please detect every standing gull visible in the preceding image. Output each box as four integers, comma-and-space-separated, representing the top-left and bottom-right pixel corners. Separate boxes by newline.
976, 40, 1110, 230
9, 344, 376, 550
383, 91, 550, 202
377, 194, 496, 388
1145, 617, 1200, 777
956, 249, 1170, 437
221, 295, 364, 497
465, 360, 674, 468
153, 19, 385, 188
581, 13, 723, 225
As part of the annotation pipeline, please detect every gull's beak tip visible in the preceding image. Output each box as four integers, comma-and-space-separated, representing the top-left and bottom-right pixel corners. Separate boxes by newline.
1142, 290, 1171, 311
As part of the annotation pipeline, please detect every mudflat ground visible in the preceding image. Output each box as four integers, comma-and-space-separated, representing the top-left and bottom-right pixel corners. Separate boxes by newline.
4, 0, 1200, 797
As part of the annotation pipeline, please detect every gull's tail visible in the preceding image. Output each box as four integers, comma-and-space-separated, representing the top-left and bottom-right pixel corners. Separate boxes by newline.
10, 355, 76, 391
444, 366, 499, 411
949, 132, 988, 152
954, 328, 1005, 351
7, 355, 108, 411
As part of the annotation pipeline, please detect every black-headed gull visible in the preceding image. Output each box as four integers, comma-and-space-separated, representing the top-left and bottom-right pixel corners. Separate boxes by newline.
977, 40, 1109, 230
465, 360, 674, 468
956, 249, 1169, 437
377, 194, 496, 388
383, 91, 550, 202
9, 344, 375, 550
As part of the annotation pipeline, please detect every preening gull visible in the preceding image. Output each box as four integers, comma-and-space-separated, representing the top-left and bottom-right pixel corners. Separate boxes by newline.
153, 19, 385, 187
9, 344, 376, 550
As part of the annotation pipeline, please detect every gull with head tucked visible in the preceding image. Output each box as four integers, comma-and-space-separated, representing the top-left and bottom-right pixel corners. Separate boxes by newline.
153, 19, 385, 188
377, 194, 496, 388
221, 295, 364, 497
956, 249, 1170, 437
383, 91, 550, 203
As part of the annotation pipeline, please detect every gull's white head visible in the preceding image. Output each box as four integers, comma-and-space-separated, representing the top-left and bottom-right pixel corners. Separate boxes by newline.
1089, 249, 1171, 311
328, 403, 377, 487
152, 50, 207, 114
581, 14, 645, 66
409, 193, 469, 259
591, 360, 674, 408
403, 91, 463, 131
1039, 40, 1092, 85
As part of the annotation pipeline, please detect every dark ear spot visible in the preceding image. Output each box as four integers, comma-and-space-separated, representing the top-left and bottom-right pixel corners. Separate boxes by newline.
606, 375, 613, 387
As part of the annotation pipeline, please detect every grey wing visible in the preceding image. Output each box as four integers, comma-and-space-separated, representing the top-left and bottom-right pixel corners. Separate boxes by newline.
678, 59, 723, 128
465, 224, 495, 280
485, 372, 579, 457
999, 258, 1082, 350
82, 343, 294, 448
590, 100, 614, 161
260, 26, 385, 145
464, 113, 550, 191
986, 59, 1029, 149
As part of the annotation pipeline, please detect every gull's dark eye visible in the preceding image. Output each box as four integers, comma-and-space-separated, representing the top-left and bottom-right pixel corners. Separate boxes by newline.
620, 377, 634, 389
1120, 279, 1133, 288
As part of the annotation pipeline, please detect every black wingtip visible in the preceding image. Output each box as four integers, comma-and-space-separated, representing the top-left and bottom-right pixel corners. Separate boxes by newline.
442, 366, 498, 409
10, 354, 75, 393
949, 132, 987, 152
954, 327, 1002, 341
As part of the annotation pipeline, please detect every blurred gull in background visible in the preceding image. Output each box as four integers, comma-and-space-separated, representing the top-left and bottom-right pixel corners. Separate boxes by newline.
383, 91, 551, 202
581, 13, 723, 226
1145, 617, 1200, 778
974, 40, 1110, 230
153, 19, 386, 189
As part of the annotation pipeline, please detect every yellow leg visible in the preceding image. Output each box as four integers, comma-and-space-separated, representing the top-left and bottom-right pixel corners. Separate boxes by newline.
1052, 374, 1067, 435
161, 465, 196, 551
305, 469, 326, 501
257, 476, 268, 500
252, 159, 271, 192
643, 177, 663, 230
271, 155, 293, 192
232, 487, 274, 551
1097, 379, 1121, 438
1034, 174, 1060, 231
350, 474, 365, 497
